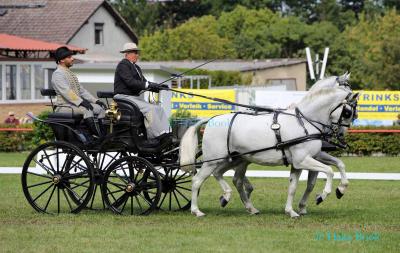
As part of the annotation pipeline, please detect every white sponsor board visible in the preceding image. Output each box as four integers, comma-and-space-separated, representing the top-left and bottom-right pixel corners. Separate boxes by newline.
255, 91, 307, 109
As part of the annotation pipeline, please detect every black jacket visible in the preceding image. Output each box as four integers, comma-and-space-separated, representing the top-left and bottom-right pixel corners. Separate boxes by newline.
114, 59, 147, 96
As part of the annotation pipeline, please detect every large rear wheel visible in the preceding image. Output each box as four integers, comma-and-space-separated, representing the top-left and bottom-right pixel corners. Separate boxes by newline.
21, 141, 94, 214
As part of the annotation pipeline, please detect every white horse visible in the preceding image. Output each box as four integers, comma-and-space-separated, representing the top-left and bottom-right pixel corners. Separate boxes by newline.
180, 75, 359, 217
211, 74, 357, 217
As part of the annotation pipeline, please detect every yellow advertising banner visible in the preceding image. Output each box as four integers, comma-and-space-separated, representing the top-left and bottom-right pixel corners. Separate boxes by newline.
357, 91, 400, 120
171, 89, 235, 117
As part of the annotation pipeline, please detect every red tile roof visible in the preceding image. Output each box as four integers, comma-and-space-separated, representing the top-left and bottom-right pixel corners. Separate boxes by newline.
0, 33, 86, 53
0, 0, 137, 44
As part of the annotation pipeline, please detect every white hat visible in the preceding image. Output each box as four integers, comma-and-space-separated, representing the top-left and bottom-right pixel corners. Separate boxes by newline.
120, 42, 140, 53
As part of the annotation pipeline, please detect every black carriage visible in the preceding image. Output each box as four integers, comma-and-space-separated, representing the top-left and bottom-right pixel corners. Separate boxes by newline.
21, 89, 193, 215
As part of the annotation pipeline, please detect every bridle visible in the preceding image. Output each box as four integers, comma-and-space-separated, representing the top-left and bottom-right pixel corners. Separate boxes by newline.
330, 93, 358, 128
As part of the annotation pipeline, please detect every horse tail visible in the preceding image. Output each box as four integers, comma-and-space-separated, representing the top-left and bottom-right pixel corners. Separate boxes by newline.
179, 119, 209, 173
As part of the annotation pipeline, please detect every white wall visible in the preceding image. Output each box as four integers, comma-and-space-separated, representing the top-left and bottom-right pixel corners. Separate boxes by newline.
69, 6, 133, 58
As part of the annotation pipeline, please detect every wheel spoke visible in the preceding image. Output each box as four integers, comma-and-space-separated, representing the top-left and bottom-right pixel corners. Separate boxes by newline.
42, 150, 57, 174
176, 185, 191, 191
120, 195, 129, 213
112, 171, 129, 184
70, 180, 90, 190
111, 193, 128, 208
173, 190, 181, 209
60, 152, 73, 174
62, 157, 84, 175
43, 186, 56, 212
65, 185, 83, 203
27, 180, 52, 189
130, 196, 134, 215
62, 188, 74, 211
169, 192, 172, 210
175, 180, 192, 185
32, 183, 53, 202
106, 187, 118, 203
56, 148, 60, 173
57, 187, 60, 213
27, 171, 52, 179
106, 180, 125, 190
107, 188, 125, 195
137, 192, 153, 206
159, 192, 168, 208
33, 158, 54, 176
89, 184, 98, 209
175, 188, 190, 202
134, 195, 143, 213
64, 171, 88, 180
176, 173, 191, 181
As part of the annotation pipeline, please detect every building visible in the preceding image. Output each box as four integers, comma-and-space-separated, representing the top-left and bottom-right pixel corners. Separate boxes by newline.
0, 0, 176, 120
148, 59, 307, 91
0, 0, 137, 61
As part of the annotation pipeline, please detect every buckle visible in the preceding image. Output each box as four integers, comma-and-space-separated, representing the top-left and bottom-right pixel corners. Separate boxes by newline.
271, 123, 280, 130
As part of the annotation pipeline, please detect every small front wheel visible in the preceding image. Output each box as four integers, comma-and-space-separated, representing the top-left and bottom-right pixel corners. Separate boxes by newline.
102, 156, 161, 215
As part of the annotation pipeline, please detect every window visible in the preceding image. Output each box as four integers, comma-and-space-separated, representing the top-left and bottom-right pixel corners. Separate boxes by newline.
94, 23, 104, 45
20, 65, 31, 99
6, 65, 16, 100
34, 65, 45, 99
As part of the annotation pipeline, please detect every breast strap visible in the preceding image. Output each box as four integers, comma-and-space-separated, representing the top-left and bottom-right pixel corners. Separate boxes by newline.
272, 111, 289, 166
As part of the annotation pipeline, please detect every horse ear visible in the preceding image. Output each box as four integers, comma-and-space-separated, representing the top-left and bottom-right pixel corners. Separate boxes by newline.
350, 92, 360, 101
346, 72, 351, 80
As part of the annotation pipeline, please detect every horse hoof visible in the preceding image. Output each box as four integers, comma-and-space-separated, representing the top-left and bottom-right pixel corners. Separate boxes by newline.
219, 196, 229, 207
316, 195, 323, 205
248, 208, 260, 215
192, 210, 206, 217
336, 188, 344, 199
299, 208, 307, 215
285, 210, 300, 218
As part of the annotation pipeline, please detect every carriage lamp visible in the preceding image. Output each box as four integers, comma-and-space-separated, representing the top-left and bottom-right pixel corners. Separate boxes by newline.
106, 101, 121, 133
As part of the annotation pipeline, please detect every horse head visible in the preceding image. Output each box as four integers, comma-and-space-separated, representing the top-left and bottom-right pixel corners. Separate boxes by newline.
297, 74, 358, 127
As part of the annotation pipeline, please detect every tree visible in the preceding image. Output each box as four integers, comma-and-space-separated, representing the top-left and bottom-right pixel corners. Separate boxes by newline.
140, 16, 235, 60
330, 9, 400, 89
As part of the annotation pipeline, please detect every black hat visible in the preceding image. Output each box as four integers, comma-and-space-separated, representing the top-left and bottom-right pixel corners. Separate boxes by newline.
54, 46, 75, 63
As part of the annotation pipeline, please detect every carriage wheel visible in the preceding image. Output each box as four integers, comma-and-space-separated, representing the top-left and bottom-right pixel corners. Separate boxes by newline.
156, 166, 192, 211
84, 151, 133, 210
21, 141, 94, 214
102, 156, 161, 215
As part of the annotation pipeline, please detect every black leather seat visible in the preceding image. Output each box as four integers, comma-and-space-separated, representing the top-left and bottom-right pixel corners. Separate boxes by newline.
47, 112, 83, 124
113, 97, 145, 128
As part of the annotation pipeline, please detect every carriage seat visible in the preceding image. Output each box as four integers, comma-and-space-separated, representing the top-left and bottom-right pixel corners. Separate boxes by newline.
97, 91, 114, 99
47, 112, 83, 124
113, 96, 145, 127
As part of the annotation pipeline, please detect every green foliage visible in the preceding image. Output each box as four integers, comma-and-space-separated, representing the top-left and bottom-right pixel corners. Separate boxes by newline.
170, 108, 195, 120
141, 16, 235, 60
331, 10, 400, 89
31, 111, 54, 146
343, 126, 400, 155
0, 124, 34, 152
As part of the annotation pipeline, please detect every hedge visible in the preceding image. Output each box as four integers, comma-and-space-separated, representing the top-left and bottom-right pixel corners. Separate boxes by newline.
343, 126, 400, 156
1, 116, 399, 155
0, 123, 34, 152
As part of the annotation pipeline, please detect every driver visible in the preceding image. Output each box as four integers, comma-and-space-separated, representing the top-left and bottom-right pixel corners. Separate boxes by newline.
51, 46, 107, 138
113, 42, 171, 144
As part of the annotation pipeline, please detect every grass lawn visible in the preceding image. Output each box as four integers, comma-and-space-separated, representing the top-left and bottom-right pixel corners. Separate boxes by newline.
249, 156, 400, 172
0, 174, 399, 252
1, 152, 398, 173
